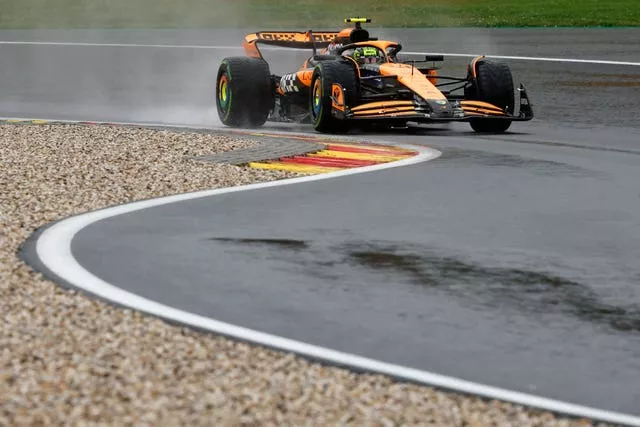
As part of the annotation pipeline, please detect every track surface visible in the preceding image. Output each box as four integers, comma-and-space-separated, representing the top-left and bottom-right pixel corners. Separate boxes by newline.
6, 29, 640, 417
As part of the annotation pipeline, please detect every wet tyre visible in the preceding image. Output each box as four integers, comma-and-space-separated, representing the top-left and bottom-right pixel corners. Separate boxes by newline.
216, 57, 273, 127
466, 58, 514, 133
310, 60, 359, 133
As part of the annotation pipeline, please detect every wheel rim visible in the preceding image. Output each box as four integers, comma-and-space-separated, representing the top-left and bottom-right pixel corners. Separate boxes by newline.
312, 78, 322, 118
218, 74, 230, 111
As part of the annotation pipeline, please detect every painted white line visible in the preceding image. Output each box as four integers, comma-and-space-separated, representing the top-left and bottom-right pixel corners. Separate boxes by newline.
1, 40, 639, 66
0, 40, 242, 49
405, 51, 640, 67
28, 125, 640, 425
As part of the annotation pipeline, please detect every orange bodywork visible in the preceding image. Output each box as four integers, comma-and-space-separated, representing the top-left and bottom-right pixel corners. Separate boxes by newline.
460, 100, 506, 116
296, 70, 314, 87
469, 55, 485, 79
331, 83, 346, 111
242, 33, 261, 59
243, 31, 339, 59
335, 41, 443, 97
350, 101, 421, 119
425, 69, 438, 86
378, 63, 447, 102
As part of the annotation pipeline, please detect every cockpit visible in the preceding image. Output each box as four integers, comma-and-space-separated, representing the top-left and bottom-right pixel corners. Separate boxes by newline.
337, 42, 403, 66
341, 45, 387, 65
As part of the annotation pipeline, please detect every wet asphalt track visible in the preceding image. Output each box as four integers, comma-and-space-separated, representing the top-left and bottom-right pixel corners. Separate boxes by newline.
6, 29, 640, 416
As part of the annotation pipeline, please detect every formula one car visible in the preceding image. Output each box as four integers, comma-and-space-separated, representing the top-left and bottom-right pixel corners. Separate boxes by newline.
216, 18, 533, 133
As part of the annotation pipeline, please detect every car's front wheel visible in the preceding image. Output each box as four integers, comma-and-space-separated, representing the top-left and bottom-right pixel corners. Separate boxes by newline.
310, 60, 359, 133
466, 58, 515, 133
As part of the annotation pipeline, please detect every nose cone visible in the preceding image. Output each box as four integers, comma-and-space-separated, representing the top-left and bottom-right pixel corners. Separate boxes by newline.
426, 99, 454, 118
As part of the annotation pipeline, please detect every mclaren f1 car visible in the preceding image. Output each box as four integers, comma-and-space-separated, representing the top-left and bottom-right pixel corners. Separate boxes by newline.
216, 18, 533, 133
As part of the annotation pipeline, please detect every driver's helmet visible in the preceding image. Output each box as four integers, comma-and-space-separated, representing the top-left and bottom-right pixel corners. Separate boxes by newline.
350, 46, 385, 65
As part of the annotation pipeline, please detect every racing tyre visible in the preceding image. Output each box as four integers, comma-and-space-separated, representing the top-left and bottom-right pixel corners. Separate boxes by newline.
466, 58, 514, 133
216, 57, 273, 127
310, 60, 359, 133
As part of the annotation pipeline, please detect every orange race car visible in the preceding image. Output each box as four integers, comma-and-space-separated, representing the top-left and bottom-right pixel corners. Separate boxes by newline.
216, 18, 533, 133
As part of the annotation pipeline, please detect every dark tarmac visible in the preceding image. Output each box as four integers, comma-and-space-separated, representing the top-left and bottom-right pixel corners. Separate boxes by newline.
7, 28, 640, 415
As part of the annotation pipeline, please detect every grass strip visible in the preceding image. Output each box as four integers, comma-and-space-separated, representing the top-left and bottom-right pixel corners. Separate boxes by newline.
0, 0, 638, 29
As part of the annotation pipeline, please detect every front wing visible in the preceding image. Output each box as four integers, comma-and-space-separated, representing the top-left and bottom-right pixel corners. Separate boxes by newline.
330, 83, 534, 123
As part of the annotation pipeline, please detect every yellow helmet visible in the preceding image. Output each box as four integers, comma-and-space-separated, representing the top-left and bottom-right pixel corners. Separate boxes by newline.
351, 46, 384, 64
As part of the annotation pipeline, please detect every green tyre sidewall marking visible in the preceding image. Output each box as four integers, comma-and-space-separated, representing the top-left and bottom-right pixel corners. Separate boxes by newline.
312, 65, 327, 129
312, 77, 323, 126
218, 61, 233, 123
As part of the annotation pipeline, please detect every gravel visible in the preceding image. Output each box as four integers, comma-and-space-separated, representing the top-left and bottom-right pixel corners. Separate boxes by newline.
0, 123, 607, 426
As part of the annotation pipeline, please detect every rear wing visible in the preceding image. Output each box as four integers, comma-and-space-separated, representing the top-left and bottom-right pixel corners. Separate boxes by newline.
243, 31, 339, 58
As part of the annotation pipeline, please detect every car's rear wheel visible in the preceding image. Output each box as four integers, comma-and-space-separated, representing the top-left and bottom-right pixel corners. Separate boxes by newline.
310, 60, 359, 133
216, 57, 273, 127
466, 58, 514, 133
